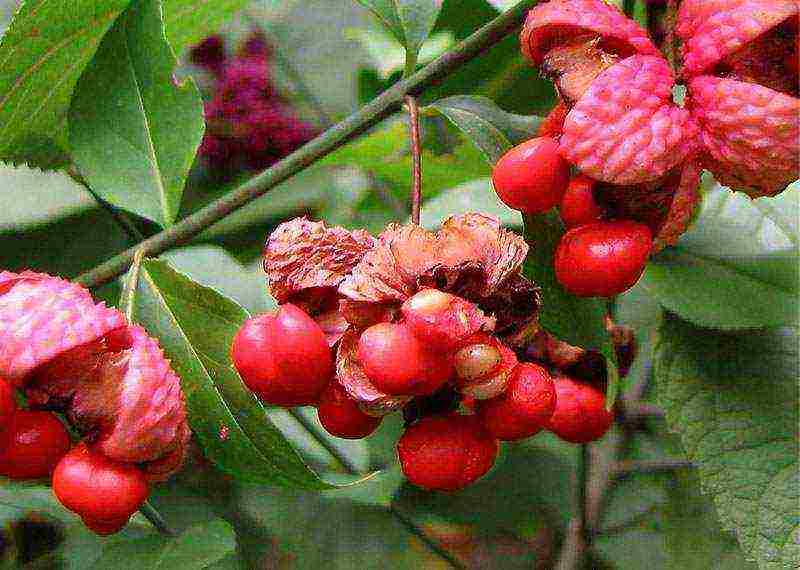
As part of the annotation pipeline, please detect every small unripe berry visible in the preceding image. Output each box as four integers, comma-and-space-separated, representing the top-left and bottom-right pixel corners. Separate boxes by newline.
232, 304, 333, 407
397, 414, 498, 491
53, 444, 149, 535
547, 376, 613, 444
559, 175, 604, 229
492, 137, 570, 214
453, 333, 517, 400
400, 289, 487, 350
555, 221, 652, 297
357, 322, 452, 396
478, 363, 556, 441
0, 411, 70, 480
317, 382, 382, 439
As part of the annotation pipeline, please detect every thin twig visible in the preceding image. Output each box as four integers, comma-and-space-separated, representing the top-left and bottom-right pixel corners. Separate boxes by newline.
75, 0, 536, 289
390, 505, 466, 570
139, 500, 176, 536
556, 444, 592, 570
613, 459, 695, 476
599, 504, 659, 535
404, 95, 422, 225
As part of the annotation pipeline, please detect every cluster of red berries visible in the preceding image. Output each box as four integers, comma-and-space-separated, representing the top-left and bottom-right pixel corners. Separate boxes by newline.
190, 34, 318, 174
492, 137, 652, 298
0, 379, 149, 535
232, 288, 613, 492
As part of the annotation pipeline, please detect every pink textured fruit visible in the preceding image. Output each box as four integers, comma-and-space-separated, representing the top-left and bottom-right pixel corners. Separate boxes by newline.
688, 75, 799, 197
677, 0, 798, 78
232, 304, 334, 407
521, 0, 658, 65
559, 55, 699, 185
547, 376, 613, 443
555, 221, 653, 297
397, 414, 498, 491
0, 271, 126, 386
478, 363, 556, 441
492, 137, 571, 214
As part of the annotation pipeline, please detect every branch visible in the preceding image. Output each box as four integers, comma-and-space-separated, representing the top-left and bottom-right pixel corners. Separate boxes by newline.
139, 500, 175, 536
75, 0, 537, 289
404, 95, 422, 225
613, 458, 695, 476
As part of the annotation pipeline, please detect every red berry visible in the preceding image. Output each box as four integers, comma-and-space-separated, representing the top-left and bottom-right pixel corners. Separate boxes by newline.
554, 221, 652, 297
53, 444, 149, 535
397, 414, 498, 491
400, 289, 487, 351
491, 137, 570, 214
478, 363, 556, 441
452, 333, 517, 400
232, 304, 333, 407
559, 175, 604, 229
357, 322, 452, 396
547, 376, 613, 444
317, 382, 382, 439
0, 411, 70, 480
0, 379, 16, 438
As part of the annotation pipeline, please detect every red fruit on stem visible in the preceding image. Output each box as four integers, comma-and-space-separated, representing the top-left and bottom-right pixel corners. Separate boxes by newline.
547, 376, 614, 443
0, 411, 70, 480
317, 382, 382, 439
53, 444, 149, 535
232, 304, 333, 407
357, 322, 452, 396
491, 137, 571, 214
559, 175, 604, 229
555, 221, 652, 297
397, 414, 498, 491
453, 333, 517, 400
478, 363, 556, 441
400, 289, 488, 351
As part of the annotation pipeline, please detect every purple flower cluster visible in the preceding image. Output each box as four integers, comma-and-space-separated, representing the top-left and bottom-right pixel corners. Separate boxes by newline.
191, 34, 318, 174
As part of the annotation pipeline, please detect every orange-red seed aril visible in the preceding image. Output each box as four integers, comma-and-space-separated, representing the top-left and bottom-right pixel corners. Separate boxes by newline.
231, 304, 333, 407
547, 376, 614, 444
559, 175, 604, 229
554, 220, 652, 297
492, 137, 570, 214
0, 410, 70, 480
397, 414, 498, 492
317, 382, 382, 439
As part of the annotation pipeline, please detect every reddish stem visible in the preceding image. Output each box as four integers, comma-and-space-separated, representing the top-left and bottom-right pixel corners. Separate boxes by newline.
405, 95, 422, 225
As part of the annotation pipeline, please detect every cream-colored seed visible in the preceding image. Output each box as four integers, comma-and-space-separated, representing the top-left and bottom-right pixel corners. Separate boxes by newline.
454, 344, 501, 381
406, 288, 451, 314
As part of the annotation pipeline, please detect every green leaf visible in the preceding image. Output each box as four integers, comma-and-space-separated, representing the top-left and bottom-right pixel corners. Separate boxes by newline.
91, 520, 236, 569
640, 182, 799, 329
69, 0, 204, 228
522, 212, 620, 403
655, 314, 799, 569
0, 0, 131, 168
357, 0, 443, 69
161, 0, 247, 55
419, 177, 521, 229
427, 95, 541, 165
121, 257, 334, 489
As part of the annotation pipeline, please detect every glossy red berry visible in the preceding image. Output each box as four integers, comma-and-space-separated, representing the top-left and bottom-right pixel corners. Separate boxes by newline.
478, 363, 556, 441
232, 304, 333, 407
0, 379, 16, 436
400, 289, 487, 351
492, 137, 570, 214
397, 414, 498, 492
53, 444, 149, 535
317, 382, 382, 439
357, 322, 452, 396
452, 333, 517, 400
0, 411, 70, 480
559, 175, 604, 229
555, 221, 653, 297
547, 376, 614, 444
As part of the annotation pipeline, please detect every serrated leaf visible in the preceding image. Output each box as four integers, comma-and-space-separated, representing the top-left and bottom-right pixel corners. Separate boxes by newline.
121, 257, 335, 489
69, 0, 204, 228
427, 95, 541, 165
655, 314, 799, 570
522, 213, 620, 403
0, 0, 131, 169
161, 0, 247, 54
641, 182, 799, 329
356, 0, 443, 67
90, 519, 236, 569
